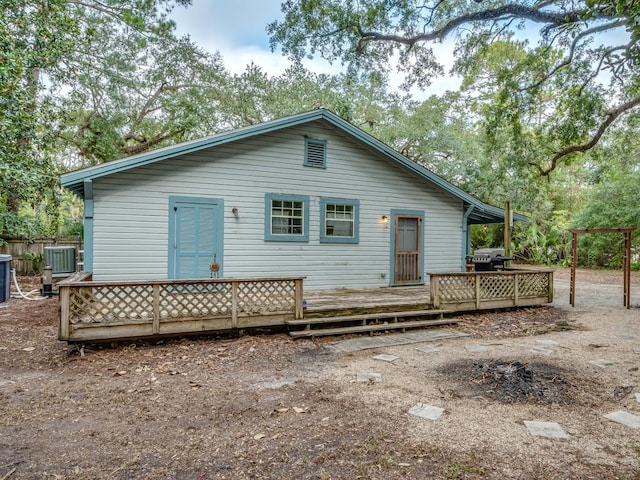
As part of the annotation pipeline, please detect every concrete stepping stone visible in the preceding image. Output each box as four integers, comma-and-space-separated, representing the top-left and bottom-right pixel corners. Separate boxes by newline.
373, 354, 399, 363
604, 411, 640, 429
416, 345, 440, 354
636, 393, 640, 403
589, 359, 614, 368
536, 339, 559, 346
408, 403, 444, 420
328, 329, 468, 353
530, 347, 553, 355
356, 372, 382, 383
465, 344, 488, 353
524, 421, 569, 439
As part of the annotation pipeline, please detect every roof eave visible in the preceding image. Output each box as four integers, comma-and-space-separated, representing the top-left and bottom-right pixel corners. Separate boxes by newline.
59, 109, 528, 224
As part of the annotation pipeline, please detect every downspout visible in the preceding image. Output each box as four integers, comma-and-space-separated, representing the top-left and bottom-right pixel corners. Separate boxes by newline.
83, 180, 94, 272
462, 204, 474, 271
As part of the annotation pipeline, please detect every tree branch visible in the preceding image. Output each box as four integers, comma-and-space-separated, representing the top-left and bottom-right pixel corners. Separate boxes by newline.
358, 4, 583, 46
531, 94, 640, 175
121, 131, 178, 156
523, 21, 625, 91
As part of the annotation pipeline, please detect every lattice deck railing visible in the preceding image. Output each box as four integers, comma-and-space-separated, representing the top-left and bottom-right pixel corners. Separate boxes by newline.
430, 269, 553, 311
59, 274, 304, 342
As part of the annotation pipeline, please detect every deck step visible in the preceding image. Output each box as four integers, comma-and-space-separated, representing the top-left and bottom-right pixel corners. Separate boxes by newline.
286, 309, 451, 326
289, 318, 457, 338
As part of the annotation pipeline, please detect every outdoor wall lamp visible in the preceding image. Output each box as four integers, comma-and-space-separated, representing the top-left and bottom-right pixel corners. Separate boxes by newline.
232, 207, 239, 219
381, 215, 389, 224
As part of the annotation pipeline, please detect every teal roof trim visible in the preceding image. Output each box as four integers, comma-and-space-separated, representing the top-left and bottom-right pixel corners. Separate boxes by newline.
60, 109, 524, 224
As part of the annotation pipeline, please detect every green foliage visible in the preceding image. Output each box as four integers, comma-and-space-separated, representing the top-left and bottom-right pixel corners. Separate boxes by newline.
572, 172, 640, 267
512, 219, 571, 266
1, 0, 197, 238
270, 0, 640, 174
49, 1, 219, 167
60, 220, 84, 238
24, 252, 44, 275
0, 0, 76, 237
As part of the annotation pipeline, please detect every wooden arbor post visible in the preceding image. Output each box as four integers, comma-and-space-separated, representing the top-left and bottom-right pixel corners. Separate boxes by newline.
569, 228, 636, 309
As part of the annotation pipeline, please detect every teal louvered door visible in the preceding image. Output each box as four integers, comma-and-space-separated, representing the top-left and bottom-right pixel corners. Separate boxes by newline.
169, 197, 224, 279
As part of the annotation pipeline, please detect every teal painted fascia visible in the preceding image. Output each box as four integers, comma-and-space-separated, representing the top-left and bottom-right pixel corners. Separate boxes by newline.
389, 209, 425, 286
83, 180, 94, 272
462, 204, 474, 271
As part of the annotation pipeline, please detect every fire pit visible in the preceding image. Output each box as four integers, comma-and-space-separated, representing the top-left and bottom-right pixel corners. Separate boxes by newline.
440, 359, 577, 404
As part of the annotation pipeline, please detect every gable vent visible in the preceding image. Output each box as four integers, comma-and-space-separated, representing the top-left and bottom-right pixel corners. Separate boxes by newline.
304, 139, 326, 168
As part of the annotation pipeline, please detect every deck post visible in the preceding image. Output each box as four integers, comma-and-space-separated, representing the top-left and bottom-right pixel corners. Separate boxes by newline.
294, 278, 304, 319
514, 272, 520, 307
152, 284, 160, 334
624, 230, 631, 309
59, 284, 70, 340
474, 273, 481, 310
430, 275, 440, 309
570, 231, 577, 307
231, 281, 238, 328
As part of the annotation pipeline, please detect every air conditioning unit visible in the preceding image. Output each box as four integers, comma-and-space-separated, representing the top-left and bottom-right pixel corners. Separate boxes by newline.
44, 246, 76, 274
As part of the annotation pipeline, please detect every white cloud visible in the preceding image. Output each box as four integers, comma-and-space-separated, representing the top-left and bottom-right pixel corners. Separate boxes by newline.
170, 0, 461, 97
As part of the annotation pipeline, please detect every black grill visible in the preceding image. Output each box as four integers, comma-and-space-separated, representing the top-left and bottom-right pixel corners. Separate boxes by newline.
466, 248, 513, 271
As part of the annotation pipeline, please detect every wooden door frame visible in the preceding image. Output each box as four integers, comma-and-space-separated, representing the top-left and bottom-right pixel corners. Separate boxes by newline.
389, 209, 425, 286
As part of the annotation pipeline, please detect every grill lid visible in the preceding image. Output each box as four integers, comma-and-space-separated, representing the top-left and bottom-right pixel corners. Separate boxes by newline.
471, 248, 505, 263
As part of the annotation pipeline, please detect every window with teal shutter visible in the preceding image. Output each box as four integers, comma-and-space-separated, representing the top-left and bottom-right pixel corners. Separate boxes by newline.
304, 138, 326, 168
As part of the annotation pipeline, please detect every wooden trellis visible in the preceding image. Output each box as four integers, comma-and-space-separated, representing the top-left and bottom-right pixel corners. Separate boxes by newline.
430, 269, 554, 311
59, 274, 305, 342
569, 228, 636, 309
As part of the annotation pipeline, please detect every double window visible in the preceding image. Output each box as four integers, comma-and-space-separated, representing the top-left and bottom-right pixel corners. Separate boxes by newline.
265, 194, 359, 243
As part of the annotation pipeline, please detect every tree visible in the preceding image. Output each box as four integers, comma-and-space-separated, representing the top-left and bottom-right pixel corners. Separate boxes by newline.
0, 0, 77, 237
1, 0, 193, 237
268, 0, 640, 175
572, 171, 640, 267
51, 18, 228, 167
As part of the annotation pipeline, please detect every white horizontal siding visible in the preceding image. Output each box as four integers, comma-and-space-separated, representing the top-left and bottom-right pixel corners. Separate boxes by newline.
91, 121, 462, 289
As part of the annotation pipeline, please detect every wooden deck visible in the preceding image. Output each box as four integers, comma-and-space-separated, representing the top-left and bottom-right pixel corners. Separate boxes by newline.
303, 285, 433, 314
58, 269, 554, 342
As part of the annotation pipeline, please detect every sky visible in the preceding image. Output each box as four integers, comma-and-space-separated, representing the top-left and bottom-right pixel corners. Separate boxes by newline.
169, 0, 459, 97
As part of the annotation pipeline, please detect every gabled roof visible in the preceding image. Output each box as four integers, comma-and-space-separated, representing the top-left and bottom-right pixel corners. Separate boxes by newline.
60, 108, 525, 224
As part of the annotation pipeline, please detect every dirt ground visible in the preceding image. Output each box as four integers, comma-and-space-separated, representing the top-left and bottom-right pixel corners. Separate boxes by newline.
1, 268, 640, 479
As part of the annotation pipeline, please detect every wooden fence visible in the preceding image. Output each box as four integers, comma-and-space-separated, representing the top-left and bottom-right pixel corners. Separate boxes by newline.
0, 236, 83, 275
59, 274, 305, 342
430, 269, 554, 311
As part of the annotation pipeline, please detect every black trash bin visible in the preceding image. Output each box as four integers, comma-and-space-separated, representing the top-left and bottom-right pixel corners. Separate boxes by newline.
0, 254, 11, 303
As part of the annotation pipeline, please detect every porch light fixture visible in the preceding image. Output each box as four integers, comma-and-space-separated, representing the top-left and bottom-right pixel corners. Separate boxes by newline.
381, 215, 389, 224
232, 207, 239, 219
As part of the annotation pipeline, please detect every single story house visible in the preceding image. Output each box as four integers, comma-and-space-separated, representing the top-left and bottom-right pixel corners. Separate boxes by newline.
60, 109, 523, 290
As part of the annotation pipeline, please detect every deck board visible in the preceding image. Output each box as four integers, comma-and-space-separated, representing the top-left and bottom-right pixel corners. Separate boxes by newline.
303, 285, 432, 313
